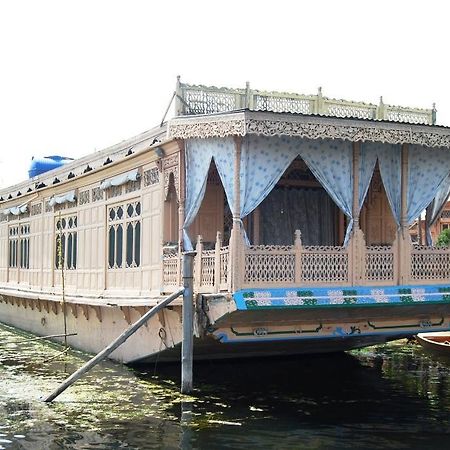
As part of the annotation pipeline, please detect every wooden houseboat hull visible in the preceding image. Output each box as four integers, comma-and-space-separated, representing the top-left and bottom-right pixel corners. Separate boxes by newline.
2, 281, 450, 364
0, 293, 184, 364
2, 80, 450, 366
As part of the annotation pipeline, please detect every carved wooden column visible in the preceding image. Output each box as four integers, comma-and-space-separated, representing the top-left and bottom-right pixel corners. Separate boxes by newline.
194, 235, 203, 291
214, 231, 222, 293
294, 229, 302, 284
176, 140, 185, 286
418, 215, 423, 245
352, 142, 360, 232
398, 143, 411, 284
351, 142, 366, 285
252, 207, 260, 245
229, 136, 242, 291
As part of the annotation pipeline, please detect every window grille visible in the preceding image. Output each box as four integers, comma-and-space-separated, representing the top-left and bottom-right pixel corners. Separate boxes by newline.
8, 224, 30, 269
19, 224, 30, 269
8, 226, 19, 268
55, 215, 77, 270
108, 201, 141, 269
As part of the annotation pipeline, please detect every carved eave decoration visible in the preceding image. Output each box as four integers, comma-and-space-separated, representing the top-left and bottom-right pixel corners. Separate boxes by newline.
162, 153, 180, 201
168, 112, 247, 140
168, 111, 450, 149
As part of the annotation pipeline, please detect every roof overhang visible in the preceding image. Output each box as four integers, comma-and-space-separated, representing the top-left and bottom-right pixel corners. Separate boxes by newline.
168, 110, 450, 148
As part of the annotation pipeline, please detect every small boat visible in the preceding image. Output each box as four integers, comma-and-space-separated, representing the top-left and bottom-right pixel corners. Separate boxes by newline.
416, 332, 450, 355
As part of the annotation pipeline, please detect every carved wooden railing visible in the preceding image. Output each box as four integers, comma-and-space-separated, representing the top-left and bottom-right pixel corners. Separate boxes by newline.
219, 245, 229, 290
162, 235, 231, 294
198, 249, 215, 288
244, 245, 296, 284
301, 246, 349, 284
162, 232, 450, 293
241, 231, 350, 287
176, 80, 436, 125
365, 245, 396, 283
162, 250, 180, 292
193, 233, 230, 293
411, 244, 450, 282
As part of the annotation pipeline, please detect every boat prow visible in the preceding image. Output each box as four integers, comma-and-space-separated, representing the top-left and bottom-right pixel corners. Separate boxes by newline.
416, 332, 450, 355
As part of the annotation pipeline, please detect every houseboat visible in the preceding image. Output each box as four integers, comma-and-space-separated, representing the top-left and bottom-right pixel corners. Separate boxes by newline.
1, 78, 450, 363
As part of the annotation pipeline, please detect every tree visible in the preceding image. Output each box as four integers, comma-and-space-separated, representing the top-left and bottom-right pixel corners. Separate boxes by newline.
436, 228, 450, 247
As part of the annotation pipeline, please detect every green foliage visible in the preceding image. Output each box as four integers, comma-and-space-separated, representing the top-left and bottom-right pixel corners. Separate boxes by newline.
436, 228, 450, 247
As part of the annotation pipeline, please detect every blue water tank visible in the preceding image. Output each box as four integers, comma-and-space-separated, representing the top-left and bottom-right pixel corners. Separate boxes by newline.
28, 155, 74, 178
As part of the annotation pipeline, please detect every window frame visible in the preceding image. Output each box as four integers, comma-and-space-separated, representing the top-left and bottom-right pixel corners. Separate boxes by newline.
55, 214, 78, 270
107, 199, 141, 270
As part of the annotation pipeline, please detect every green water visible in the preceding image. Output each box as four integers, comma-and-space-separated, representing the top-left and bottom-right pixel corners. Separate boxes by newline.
1, 323, 449, 449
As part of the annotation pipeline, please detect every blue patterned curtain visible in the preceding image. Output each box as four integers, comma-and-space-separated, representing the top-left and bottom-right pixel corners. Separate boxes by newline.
185, 136, 378, 248
183, 138, 234, 249
213, 135, 299, 218
377, 143, 402, 226
212, 135, 299, 244
240, 136, 300, 218
359, 144, 378, 211
361, 143, 450, 231
218, 136, 364, 245
407, 145, 450, 225
426, 173, 450, 245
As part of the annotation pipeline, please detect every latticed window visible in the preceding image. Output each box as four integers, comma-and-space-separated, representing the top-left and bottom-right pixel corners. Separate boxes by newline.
19, 224, 30, 269
55, 215, 77, 270
8, 224, 30, 269
108, 201, 141, 269
8, 226, 19, 268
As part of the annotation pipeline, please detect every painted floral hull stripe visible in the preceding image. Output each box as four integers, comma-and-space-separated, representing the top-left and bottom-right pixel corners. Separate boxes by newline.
233, 285, 450, 310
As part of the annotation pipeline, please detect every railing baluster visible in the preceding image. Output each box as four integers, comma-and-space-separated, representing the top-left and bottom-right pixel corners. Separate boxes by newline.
214, 232, 222, 293
194, 235, 203, 290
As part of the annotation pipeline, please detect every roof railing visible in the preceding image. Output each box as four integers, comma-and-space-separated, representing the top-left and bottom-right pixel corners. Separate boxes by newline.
175, 77, 436, 125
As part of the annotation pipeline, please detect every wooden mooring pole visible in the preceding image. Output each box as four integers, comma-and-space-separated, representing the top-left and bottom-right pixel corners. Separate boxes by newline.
42, 288, 184, 403
181, 252, 195, 394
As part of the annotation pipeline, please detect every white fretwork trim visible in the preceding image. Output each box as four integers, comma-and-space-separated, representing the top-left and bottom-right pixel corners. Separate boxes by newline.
168, 111, 450, 149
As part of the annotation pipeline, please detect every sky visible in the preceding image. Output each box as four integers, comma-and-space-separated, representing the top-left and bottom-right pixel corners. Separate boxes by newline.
0, 0, 449, 188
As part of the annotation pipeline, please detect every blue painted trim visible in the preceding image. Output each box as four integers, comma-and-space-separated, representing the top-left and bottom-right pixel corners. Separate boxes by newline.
215, 326, 449, 344
233, 284, 450, 310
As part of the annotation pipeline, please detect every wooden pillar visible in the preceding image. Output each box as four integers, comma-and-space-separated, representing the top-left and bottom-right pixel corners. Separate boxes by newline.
351, 142, 365, 285
400, 144, 408, 236
214, 231, 222, 293
294, 229, 302, 284
233, 137, 241, 229
398, 143, 411, 284
418, 215, 423, 245
253, 208, 260, 245
194, 235, 203, 291
352, 142, 360, 231
177, 139, 186, 285
230, 136, 242, 291
181, 252, 195, 394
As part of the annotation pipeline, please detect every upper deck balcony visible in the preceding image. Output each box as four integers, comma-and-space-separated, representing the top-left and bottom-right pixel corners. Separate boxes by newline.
163, 84, 450, 296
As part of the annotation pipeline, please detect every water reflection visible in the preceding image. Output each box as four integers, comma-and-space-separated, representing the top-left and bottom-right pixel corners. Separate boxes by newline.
1, 322, 450, 449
